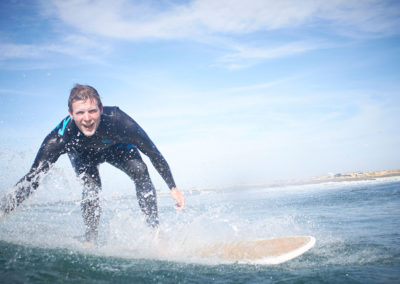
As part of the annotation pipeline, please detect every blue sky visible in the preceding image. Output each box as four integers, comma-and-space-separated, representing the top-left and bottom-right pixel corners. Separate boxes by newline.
0, 0, 400, 189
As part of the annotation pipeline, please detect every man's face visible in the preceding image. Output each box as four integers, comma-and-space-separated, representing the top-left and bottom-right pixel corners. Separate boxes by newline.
68, 99, 103, 137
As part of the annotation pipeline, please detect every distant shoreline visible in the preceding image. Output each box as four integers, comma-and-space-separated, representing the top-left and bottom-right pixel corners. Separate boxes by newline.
297, 168, 400, 183
185, 169, 400, 192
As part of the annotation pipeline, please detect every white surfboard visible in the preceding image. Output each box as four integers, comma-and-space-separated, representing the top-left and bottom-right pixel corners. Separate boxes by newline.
197, 236, 316, 264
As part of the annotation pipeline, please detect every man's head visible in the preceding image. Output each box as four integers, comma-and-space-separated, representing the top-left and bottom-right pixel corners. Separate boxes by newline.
68, 84, 103, 137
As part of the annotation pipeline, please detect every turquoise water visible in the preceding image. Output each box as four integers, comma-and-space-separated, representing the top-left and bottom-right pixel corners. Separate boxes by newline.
0, 177, 399, 283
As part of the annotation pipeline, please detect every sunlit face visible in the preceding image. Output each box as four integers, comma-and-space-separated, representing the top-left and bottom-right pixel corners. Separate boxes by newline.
68, 99, 103, 137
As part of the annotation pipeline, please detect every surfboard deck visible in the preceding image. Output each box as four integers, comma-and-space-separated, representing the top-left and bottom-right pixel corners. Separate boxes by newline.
197, 236, 315, 264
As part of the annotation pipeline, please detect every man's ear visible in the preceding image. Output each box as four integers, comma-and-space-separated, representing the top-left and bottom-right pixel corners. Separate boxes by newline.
68, 109, 74, 119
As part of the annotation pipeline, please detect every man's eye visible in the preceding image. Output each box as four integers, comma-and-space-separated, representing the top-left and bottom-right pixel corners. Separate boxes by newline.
89, 110, 97, 113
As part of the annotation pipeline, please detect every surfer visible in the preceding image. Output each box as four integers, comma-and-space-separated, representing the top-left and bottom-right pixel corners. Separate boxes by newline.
0, 84, 185, 245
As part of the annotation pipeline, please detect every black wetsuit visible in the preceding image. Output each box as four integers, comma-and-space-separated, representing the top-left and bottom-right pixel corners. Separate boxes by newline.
2, 107, 176, 242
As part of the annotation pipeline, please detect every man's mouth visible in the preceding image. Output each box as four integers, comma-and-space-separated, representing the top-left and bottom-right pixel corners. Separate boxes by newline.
82, 123, 95, 131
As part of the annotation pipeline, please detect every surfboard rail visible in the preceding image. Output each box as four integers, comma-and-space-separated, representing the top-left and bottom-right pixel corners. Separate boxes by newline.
197, 236, 316, 265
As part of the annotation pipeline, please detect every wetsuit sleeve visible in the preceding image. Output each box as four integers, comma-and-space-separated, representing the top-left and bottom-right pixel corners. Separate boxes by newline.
1, 128, 66, 213
115, 108, 177, 189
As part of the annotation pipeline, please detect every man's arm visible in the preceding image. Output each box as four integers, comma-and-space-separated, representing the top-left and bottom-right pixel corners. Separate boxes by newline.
116, 108, 185, 209
1, 131, 65, 214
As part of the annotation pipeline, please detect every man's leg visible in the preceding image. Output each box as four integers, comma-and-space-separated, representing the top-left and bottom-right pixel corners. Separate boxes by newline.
106, 144, 159, 227
68, 152, 102, 243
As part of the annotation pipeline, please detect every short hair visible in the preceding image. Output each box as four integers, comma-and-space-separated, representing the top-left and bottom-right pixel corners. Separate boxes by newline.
68, 84, 103, 111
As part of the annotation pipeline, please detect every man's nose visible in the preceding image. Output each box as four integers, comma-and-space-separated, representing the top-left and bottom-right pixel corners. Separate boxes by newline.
83, 112, 90, 121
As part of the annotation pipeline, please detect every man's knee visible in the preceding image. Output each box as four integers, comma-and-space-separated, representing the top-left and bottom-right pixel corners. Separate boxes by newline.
127, 159, 149, 179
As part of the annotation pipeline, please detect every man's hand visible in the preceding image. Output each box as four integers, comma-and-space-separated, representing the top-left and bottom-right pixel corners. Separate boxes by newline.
170, 187, 185, 211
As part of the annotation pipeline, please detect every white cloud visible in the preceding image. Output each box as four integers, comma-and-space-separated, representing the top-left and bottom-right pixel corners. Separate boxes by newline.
0, 44, 42, 60
45, 0, 400, 68
48, 34, 111, 61
318, 0, 400, 38
49, 0, 400, 39
218, 41, 326, 69
0, 34, 109, 63
129, 76, 299, 120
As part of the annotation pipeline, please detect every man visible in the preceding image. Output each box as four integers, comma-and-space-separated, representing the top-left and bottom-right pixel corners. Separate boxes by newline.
0, 84, 185, 244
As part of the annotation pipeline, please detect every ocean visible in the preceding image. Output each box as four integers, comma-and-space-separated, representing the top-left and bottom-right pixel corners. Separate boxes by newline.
0, 175, 399, 283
